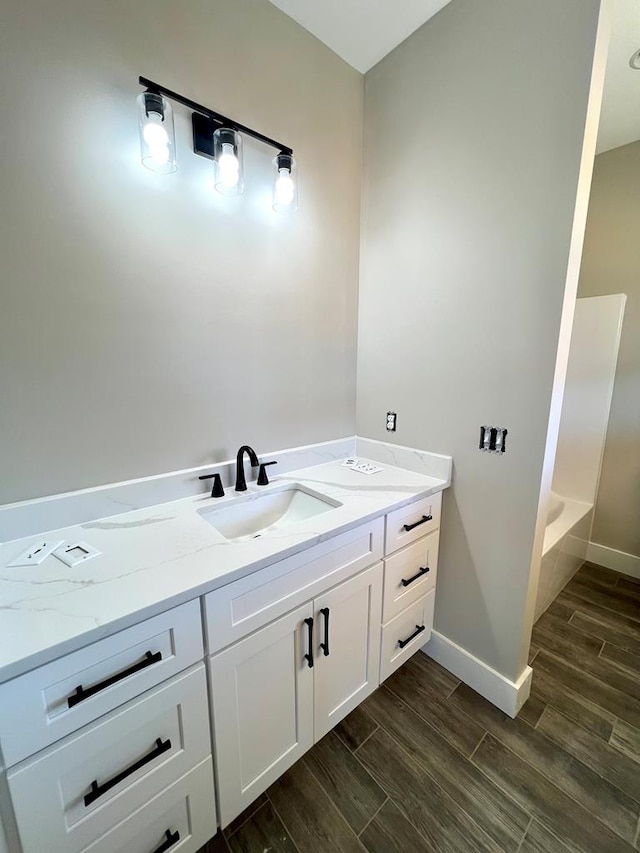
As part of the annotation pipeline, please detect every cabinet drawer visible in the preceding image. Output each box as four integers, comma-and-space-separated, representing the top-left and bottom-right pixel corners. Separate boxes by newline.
379, 591, 435, 683
385, 493, 441, 555
205, 518, 383, 652
383, 531, 439, 622
8, 664, 211, 853
83, 758, 216, 853
0, 599, 203, 767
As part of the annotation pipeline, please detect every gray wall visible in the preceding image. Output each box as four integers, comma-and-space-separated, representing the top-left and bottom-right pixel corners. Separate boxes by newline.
578, 141, 640, 559
0, 0, 363, 503
357, 0, 605, 681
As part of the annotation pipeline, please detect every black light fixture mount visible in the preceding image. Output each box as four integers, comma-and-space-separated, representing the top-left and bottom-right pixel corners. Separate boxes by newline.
138, 77, 293, 160
138, 77, 297, 207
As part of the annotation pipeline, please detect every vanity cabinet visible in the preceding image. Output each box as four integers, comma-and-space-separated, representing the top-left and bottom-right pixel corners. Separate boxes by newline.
208, 554, 383, 825
205, 495, 443, 828
0, 487, 444, 851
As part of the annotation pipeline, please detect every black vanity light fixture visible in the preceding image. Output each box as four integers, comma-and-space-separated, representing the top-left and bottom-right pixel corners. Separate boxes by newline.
137, 77, 298, 212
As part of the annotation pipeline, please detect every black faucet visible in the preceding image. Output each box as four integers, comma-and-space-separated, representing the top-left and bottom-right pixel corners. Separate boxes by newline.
235, 445, 260, 491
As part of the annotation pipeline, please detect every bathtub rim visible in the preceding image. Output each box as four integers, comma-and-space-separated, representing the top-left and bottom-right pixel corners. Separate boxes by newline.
543, 493, 593, 555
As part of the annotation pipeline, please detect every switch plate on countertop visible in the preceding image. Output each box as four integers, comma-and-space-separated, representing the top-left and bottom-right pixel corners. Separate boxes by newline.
7, 540, 65, 567
53, 541, 102, 567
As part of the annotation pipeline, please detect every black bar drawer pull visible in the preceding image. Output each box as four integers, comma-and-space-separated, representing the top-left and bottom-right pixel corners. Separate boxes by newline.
320, 608, 330, 656
84, 737, 171, 807
153, 829, 181, 853
304, 617, 314, 668
398, 624, 426, 649
403, 514, 432, 532
68, 650, 163, 708
401, 566, 430, 587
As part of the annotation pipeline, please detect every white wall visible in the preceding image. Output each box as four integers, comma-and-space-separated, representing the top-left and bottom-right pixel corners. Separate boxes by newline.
578, 141, 640, 562
552, 295, 626, 504
357, 0, 608, 682
0, 0, 363, 504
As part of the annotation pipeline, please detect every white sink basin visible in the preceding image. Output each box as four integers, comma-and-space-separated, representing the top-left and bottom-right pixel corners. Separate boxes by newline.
197, 484, 342, 542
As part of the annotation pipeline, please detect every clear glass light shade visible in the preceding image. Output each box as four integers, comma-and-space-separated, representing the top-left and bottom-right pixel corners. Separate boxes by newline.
213, 128, 245, 196
272, 154, 298, 213
137, 92, 177, 174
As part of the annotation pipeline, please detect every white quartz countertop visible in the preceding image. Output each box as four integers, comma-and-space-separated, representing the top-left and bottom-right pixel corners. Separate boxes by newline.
0, 458, 449, 684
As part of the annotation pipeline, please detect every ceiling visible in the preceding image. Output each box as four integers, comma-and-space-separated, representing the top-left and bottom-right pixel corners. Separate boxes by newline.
597, 0, 640, 153
267, 0, 452, 74
268, 0, 640, 154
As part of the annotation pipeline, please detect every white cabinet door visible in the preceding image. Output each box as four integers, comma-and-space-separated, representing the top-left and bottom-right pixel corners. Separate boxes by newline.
209, 602, 314, 828
313, 562, 383, 741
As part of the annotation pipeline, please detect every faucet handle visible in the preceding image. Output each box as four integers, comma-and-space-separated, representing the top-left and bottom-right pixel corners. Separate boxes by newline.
257, 461, 278, 486
199, 472, 225, 498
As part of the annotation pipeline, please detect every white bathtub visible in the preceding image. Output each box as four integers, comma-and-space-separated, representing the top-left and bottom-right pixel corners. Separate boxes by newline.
534, 491, 593, 621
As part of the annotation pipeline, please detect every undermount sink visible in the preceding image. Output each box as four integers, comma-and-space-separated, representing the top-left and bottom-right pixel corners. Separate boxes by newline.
197, 484, 342, 542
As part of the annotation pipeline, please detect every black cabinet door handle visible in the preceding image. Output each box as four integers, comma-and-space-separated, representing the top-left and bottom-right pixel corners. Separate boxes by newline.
319, 608, 330, 657
304, 617, 314, 668
398, 624, 426, 649
68, 650, 163, 708
403, 515, 432, 532
84, 737, 171, 807
401, 566, 430, 587
153, 829, 181, 853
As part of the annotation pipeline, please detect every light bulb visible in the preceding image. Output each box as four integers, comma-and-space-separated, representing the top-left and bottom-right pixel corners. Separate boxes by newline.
218, 143, 240, 187
275, 168, 295, 207
272, 153, 297, 213
143, 116, 170, 164
213, 128, 244, 196
137, 93, 177, 174
142, 117, 169, 149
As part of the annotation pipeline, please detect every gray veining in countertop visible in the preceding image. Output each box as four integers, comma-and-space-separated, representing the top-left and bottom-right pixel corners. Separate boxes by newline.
0, 458, 450, 683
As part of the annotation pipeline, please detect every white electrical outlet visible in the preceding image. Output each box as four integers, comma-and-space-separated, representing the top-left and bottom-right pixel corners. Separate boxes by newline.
352, 462, 384, 475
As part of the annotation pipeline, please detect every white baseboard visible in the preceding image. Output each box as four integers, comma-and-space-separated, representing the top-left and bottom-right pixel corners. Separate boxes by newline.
586, 542, 640, 580
421, 631, 532, 718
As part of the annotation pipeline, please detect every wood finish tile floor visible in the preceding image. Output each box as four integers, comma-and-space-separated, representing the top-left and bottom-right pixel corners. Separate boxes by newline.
199, 563, 640, 853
